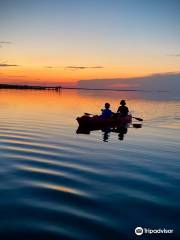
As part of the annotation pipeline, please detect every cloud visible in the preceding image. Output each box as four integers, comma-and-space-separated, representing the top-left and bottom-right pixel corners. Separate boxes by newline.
0, 63, 20, 67
77, 72, 180, 92
167, 54, 180, 57
65, 65, 104, 70
91, 66, 104, 69
44, 66, 55, 68
0, 41, 12, 44
44, 65, 104, 70
0, 41, 13, 47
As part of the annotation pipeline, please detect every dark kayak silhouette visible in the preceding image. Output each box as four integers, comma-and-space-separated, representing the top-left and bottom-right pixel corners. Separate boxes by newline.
76, 113, 132, 128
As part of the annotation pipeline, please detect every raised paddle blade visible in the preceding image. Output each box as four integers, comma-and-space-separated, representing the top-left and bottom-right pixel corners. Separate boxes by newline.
132, 123, 142, 128
84, 112, 92, 116
132, 117, 143, 121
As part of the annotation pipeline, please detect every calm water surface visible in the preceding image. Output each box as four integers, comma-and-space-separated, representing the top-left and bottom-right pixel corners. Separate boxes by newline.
0, 89, 179, 239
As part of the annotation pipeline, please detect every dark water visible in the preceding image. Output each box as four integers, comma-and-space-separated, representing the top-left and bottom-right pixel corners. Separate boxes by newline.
0, 89, 179, 239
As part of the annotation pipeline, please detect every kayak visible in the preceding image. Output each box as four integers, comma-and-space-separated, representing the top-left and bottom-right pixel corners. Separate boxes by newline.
76, 114, 132, 127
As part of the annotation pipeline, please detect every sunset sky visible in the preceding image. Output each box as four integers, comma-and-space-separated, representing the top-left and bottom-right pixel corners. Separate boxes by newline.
0, 0, 180, 85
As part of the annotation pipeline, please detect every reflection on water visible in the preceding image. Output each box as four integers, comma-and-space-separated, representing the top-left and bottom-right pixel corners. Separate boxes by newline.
0, 89, 180, 239
77, 123, 142, 142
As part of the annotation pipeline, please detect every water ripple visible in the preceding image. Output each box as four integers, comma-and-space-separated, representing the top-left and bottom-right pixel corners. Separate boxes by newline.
0, 92, 180, 239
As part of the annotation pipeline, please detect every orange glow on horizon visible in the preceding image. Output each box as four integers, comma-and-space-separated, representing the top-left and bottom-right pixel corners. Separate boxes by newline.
1, 63, 180, 86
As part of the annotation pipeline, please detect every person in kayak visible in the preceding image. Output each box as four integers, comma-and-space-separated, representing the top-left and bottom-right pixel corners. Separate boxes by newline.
117, 100, 129, 116
101, 103, 113, 119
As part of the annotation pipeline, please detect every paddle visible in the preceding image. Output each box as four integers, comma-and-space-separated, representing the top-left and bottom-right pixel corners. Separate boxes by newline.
132, 117, 143, 121
84, 112, 92, 115
84, 113, 143, 121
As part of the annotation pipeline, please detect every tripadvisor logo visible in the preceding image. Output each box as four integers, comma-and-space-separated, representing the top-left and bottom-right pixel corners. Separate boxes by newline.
135, 227, 143, 236
135, 227, 174, 236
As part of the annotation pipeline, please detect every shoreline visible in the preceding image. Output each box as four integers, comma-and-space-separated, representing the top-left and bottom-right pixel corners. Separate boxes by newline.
0, 84, 168, 92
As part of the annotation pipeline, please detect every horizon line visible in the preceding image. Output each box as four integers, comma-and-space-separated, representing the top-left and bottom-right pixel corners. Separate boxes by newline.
0, 83, 169, 93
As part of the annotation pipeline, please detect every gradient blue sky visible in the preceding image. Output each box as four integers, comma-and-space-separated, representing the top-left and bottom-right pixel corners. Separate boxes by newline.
0, 0, 180, 84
